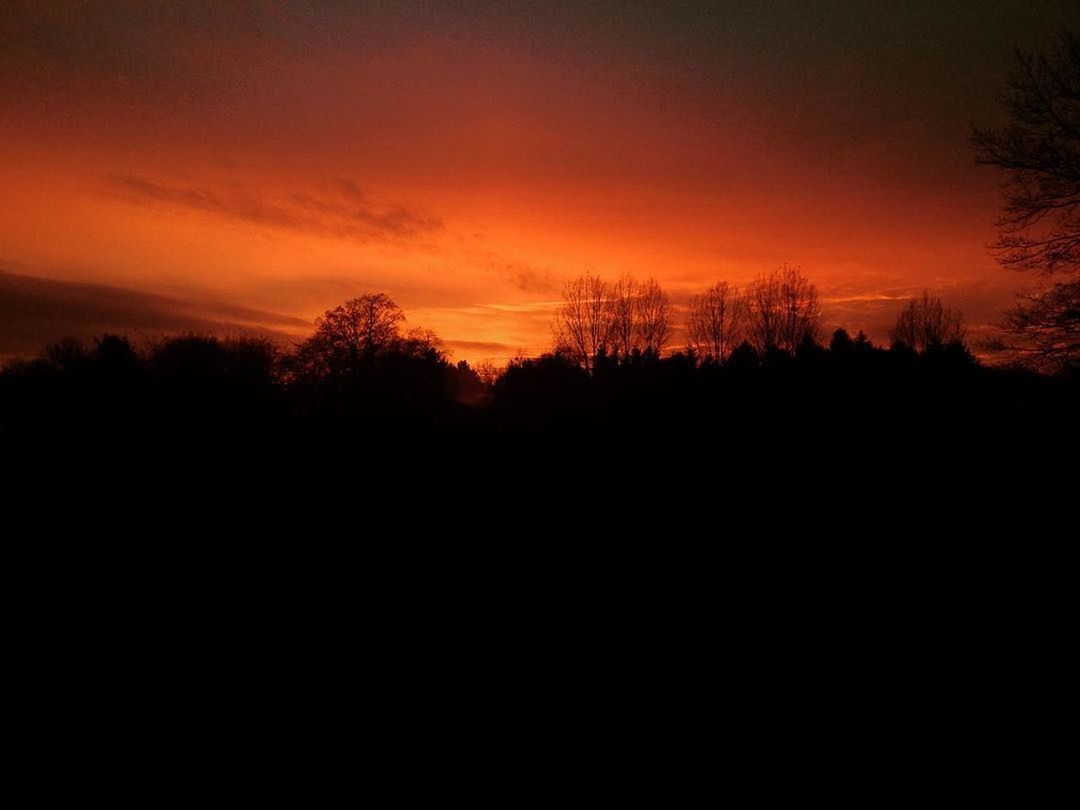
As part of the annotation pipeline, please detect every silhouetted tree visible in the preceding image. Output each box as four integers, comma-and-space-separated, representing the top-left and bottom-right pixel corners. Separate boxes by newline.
830, 328, 877, 366
473, 361, 501, 387
745, 265, 821, 353
95, 334, 139, 375
149, 334, 278, 385
609, 274, 639, 359
448, 359, 488, 406
1, 317, 1074, 442
727, 340, 759, 370
830, 328, 855, 354
492, 352, 589, 431
553, 273, 612, 372
891, 291, 966, 353
295, 293, 405, 378
984, 282, 1080, 371
688, 281, 744, 363
45, 337, 89, 372
925, 338, 978, 370
973, 30, 1080, 371
400, 327, 446, 361
635, 277, 673, 356
795, 332, 826, 364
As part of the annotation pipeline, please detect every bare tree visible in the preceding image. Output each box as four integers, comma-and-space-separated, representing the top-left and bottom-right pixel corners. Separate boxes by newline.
401, 327, 447, 361
891, 291, 966, 352
609, 275, 639, 359
687, 281, 744, 363
973, 30, 1080, 370
985, 281, 1080, 371
745, 265, 821, 353
553, 273, 612, 372
295, 293, 405, 377
635, 277, 673, 356
473, 361, 502, 387
316, 294, 404, 356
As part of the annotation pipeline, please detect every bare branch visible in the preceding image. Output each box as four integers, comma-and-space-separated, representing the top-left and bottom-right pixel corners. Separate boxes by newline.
687, 281, 745, 364
745, 265, 821, 354
552, 273, 612, 372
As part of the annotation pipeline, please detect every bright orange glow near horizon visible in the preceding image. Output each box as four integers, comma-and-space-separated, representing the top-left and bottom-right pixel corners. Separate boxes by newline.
3, 2, 1079, 364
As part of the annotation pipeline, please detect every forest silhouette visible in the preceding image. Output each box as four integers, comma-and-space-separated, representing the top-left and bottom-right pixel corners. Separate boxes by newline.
1, 282, 1076, 443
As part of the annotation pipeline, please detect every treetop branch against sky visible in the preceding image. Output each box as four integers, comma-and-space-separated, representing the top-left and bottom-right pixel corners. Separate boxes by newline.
2, 1, 1079, 364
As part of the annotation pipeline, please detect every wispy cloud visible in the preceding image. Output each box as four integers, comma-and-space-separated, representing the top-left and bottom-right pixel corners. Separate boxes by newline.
445, 339, 517, 354
493, 261, 558, 295
102, 174, 442, 242
821, 293, 909, 305
819, 280, 1013, 345
471, 300, 562, 314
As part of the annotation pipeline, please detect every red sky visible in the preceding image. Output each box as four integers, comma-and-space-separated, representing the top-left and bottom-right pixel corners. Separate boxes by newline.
3, 1, 1079, 363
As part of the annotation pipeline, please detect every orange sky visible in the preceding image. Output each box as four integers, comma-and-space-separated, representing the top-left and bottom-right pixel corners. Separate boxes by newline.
3, 1, 1079, 363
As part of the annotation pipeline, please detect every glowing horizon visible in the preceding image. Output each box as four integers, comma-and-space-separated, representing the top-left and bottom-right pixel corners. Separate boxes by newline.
3, 2, 1078, 364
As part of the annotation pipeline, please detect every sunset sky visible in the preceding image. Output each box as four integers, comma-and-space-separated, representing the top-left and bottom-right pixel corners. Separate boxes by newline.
3, 0, 1079, 363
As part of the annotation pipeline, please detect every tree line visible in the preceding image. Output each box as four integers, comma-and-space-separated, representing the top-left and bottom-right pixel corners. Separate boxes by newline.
553, 264, 967, 371
550, 26, 1080, 377
3, 287, 1074, 440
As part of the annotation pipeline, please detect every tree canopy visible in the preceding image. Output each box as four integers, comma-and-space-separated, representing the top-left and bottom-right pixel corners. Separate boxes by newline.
974, 30, 1080, 372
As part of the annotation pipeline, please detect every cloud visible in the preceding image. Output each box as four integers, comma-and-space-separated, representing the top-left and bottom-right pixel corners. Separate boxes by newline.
102, 174, 443, 242
445, 339, 517, 354
819, 280, 1014, 345
462, 245, 559, 295
0, 270, 309, 361
495, 261, 559, 295
458, 301, 562, 315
